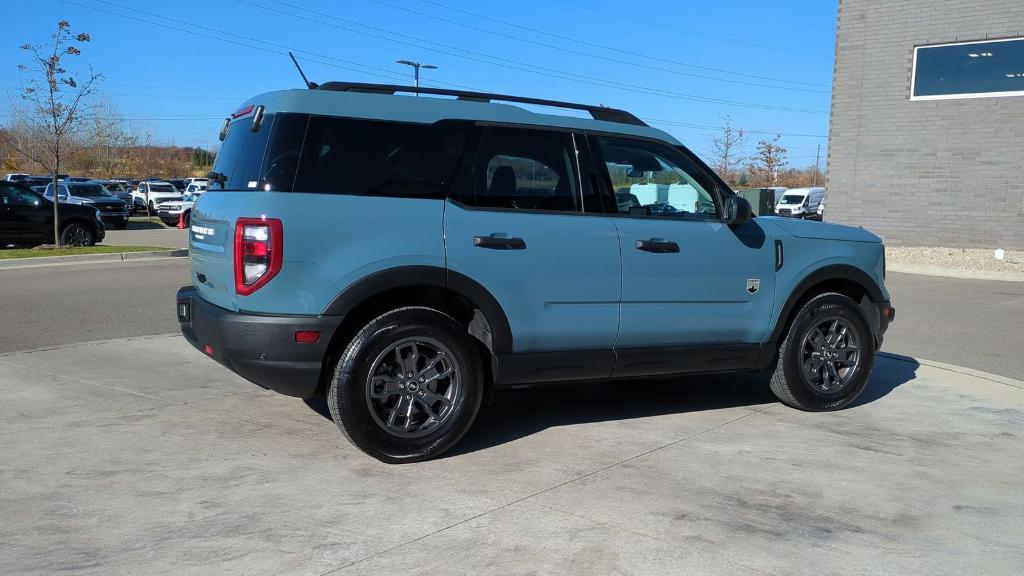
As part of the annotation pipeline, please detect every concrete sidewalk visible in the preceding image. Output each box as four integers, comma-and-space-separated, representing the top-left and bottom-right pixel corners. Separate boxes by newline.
1, 336, 1021, 575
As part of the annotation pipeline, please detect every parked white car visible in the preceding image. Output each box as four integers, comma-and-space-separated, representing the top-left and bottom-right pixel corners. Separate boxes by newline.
133, 181, 182, 213
156, 192, 203, 227
775, 187, 825, 220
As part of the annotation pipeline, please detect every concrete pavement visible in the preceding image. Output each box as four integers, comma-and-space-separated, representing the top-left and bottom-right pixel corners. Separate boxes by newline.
1, 335, 1022, 575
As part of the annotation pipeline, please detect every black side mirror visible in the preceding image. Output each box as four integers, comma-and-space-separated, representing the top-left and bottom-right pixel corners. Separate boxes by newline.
724, 195, 753, 227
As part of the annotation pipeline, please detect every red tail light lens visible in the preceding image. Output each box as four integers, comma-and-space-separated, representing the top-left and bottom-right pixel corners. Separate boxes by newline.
234, 217, 283, 296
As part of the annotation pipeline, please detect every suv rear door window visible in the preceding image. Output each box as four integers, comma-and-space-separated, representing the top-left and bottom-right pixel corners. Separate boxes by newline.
291, 117, 469, 198
464, 126, 579, 213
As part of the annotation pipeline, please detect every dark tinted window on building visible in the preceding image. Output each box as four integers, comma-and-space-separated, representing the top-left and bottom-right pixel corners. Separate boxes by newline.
290, 117, 470, 198
913, 38, 1024, 99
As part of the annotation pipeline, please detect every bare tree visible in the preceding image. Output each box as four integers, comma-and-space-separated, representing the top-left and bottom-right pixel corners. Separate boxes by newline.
13, 20, 100, 246
710, 115, 746, 185
748, 135, 788, 188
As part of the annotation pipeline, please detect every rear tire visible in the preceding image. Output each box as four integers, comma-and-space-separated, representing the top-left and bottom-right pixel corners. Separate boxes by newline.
770, 293, 874, 411
327, 307, 484, 463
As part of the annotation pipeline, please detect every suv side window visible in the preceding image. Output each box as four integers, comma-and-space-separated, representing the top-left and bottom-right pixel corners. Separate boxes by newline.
592, 136, 720, 220
462, 126, 579, 213
290, 117, 469, 198
0, 183, 40, 206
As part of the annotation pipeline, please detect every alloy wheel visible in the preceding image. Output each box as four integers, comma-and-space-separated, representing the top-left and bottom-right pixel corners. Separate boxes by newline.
799, 316, 861, 393
364, 337, 462, 438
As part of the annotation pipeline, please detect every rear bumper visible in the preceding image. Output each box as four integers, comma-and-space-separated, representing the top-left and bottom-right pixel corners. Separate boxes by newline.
176, 286, 342, 398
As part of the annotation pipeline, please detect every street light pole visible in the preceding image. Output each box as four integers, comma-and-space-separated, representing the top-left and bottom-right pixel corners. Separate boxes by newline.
396, 60, 437, 95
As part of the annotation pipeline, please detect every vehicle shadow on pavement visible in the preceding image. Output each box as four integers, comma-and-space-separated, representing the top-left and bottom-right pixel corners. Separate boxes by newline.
854, 353, 920, 406
302, 355, 919, 456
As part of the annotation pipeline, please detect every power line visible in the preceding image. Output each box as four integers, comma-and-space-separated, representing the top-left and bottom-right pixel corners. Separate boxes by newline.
644, 117, 828, 139
61, 0, 475, 91
549, 0, 833, 77
366, 0, 830, 94
240, 0, 825, 114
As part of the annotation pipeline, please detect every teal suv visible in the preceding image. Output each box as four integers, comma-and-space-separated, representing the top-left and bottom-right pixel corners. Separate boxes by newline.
176, 83, 894, 462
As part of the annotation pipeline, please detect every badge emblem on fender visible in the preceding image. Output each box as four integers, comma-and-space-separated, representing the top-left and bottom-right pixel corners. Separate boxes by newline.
746, 279, 760, 294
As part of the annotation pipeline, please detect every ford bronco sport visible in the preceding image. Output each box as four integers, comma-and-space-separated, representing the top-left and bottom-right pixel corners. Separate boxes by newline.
176, 83, 894, 463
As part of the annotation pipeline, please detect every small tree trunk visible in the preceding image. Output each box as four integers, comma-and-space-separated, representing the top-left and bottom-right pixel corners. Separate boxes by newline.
52, 152, 61, 247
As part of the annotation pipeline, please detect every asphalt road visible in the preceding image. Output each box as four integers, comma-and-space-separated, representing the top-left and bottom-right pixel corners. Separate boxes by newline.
1, 260, 1021, 379
882, 272, 1024, 379
0, 259, 188, 353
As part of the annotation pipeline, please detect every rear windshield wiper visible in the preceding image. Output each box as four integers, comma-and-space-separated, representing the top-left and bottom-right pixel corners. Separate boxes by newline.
207, 171, 227, 187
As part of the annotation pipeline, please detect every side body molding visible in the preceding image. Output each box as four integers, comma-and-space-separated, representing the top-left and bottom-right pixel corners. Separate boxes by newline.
321, 265, 514, 354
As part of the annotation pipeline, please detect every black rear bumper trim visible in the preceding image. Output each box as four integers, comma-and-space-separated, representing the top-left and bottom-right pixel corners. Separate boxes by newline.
176, 286, 342, 398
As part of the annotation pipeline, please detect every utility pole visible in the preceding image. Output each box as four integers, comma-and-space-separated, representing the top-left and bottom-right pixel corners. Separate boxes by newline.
396, 60, 437, 95
813, 144, 821, 187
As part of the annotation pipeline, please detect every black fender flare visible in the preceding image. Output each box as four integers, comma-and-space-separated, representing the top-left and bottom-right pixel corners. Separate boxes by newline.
768, 264, 885, 344
321, 266, 513, 354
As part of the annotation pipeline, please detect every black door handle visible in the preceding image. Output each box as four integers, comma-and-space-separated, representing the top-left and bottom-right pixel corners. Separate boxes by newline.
473, 235, 526, 250
635, 238, 679, 253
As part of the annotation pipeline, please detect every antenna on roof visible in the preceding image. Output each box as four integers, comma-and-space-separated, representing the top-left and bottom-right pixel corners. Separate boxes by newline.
288, 52, 318, 89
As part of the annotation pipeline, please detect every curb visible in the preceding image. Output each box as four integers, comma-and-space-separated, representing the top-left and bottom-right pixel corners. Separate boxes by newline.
887, 263, 1024, 283
879, 352, 1024, 391
0, 249, 188, 270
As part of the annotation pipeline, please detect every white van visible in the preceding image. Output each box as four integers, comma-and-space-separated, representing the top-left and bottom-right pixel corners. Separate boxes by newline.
775, 187, 825, 220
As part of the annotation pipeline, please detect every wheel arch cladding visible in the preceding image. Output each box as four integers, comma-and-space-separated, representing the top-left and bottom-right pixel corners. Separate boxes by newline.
769, 264, 884, 345
320, 264, 512, 368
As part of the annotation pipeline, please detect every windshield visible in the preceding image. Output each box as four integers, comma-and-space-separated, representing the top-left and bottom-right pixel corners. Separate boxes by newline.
183, 193, 202, 202
780, 194, 806, 204
149, 184, 175, 193
68, 184, 113, 198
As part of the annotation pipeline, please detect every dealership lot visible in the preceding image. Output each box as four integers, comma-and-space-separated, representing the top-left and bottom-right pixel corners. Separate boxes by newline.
2, 334, 1024, 569
2, 333, 1023, 574
2, 255, 1023, 575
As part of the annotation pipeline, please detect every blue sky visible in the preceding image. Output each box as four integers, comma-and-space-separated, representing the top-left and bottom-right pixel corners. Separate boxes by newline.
2, 0, 837, 167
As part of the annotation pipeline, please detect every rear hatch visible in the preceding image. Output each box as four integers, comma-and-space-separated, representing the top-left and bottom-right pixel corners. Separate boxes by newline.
188, 99, 297, 311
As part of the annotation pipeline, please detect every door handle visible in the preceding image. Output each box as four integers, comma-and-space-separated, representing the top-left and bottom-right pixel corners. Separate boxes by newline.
473, 235, 526, 250
635, 238, 679, 253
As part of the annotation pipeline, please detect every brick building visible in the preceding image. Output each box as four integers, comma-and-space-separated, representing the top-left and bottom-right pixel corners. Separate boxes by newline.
827, 0, 1024, 248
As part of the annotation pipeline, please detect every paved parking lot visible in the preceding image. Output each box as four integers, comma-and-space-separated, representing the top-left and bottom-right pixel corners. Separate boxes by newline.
2, 335, 1022, 575
100, 218, 188, 249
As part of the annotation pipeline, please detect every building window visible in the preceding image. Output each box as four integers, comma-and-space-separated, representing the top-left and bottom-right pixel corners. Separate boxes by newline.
912, 37, 1024, 101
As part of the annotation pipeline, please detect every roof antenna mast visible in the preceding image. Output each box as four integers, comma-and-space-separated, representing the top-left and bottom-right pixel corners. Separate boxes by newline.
288, 52, 317, 89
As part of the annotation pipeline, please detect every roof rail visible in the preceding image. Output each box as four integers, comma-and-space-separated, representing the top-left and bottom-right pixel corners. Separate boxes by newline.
315, 81, 648, 127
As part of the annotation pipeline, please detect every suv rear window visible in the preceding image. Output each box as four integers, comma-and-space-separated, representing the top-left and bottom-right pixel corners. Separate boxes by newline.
209, 113, 469, 199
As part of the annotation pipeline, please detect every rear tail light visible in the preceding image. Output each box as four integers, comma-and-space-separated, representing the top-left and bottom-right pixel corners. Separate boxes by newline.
234, 217, 283, 296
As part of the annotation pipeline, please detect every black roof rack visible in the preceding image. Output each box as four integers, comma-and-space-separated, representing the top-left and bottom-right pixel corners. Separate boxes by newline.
315, 81, 648, 127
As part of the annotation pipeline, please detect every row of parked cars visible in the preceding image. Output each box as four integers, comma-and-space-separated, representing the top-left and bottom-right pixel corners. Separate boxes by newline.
1, 174, 207, 246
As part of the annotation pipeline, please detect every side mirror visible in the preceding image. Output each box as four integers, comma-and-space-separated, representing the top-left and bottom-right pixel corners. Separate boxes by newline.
724, 195, 752, 227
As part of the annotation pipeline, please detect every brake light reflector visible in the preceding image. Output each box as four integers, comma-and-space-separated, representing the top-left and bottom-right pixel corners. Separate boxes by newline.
234, 217, 283, 296
294, 330, 321, 344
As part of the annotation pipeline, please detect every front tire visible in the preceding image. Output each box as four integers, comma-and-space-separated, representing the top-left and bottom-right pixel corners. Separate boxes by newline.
60, 222, 95, 246
328, 307, 484, 463
770, 293, 874, 411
